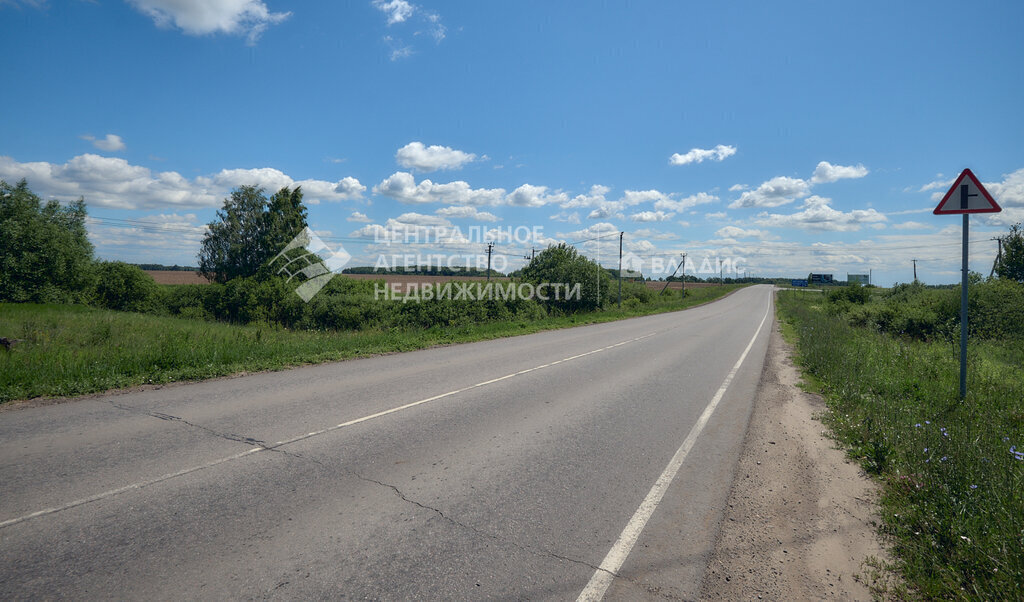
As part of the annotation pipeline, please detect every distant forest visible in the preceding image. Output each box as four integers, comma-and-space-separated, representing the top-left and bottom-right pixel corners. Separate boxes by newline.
342, 265, 501, 277
133, 264, 199, 271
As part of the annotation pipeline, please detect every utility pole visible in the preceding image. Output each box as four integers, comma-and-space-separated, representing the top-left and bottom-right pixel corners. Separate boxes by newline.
617, 232, 623, 309
990, 237, 1003, 278
680, 253, 686, 299
658, 252, 686, 296
486, 243, 494, 282
912, 259, 918, 281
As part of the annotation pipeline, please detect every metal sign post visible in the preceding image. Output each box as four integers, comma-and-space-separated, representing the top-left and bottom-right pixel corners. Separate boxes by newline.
934, 168, 1001, 399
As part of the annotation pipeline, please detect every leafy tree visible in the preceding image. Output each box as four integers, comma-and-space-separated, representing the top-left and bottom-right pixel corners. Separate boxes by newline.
198, 185, 308, 283
0, 179, 95, 303
994, 222, 1024, 283
519, 243, 611, 312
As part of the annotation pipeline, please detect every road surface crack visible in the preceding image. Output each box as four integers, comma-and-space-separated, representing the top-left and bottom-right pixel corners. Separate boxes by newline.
106, 400, 271, 450
349, 472, 614, 576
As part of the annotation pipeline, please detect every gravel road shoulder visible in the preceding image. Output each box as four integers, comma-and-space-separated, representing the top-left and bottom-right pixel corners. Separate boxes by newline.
699, 319, 888, 600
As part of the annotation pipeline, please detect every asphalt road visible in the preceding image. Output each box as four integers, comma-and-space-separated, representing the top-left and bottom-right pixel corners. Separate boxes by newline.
0, 285, 774, 600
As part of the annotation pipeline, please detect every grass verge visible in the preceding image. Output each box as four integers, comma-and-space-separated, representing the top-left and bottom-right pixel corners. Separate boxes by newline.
776, 289, 1024, 599
0, 285, 743, 403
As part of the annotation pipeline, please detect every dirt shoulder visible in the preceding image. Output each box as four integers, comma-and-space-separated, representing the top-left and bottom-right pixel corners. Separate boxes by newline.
700, 319, 887, 600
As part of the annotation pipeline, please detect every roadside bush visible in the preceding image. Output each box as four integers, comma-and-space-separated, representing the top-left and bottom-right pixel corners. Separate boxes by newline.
92, 262, 161, 313
827, 283, 870, 305
162, 283, 224, 319
519, 243, 611, 313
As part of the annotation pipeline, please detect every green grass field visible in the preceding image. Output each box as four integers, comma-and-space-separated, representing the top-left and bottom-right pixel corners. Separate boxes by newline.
0, 284, 743, 403
777, 290, 1024, 599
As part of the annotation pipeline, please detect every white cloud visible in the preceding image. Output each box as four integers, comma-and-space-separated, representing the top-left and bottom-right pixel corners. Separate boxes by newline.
373, 172, 569, 208
715, 226, 770, 239
392, 212, 451, 227
892, 221, 932, 230
372, 0, 413, 24
347, 211, 372, 223
754, 195, 887, 232
986, 168, 1024, 208
729, 176, 810, 209
507, 184, 567, 208
373, 0, 445, 59
810, 161, 869, 184
653, 192, 718, 213
0, 153, 363, 209
373, 171, 505, 206
630, 210, 675, 222
705, 211, 728, 220
919, 175, 954, 192
87, 212, 208, 264
559, 184, 611, 209
632, 228, 677, 241
587, 207, 620, 220
728, 184, 746, 192
395, 141, 477, 172
80, 133, 125, 152
436, 206, 501, 221
126, 0, 290, 44
621, 189, 672, 206
549, 211, 581, 224
669, 144, 736, 166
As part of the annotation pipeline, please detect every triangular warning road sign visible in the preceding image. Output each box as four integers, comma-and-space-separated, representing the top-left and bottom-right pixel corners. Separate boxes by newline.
933, 168, 1002, 214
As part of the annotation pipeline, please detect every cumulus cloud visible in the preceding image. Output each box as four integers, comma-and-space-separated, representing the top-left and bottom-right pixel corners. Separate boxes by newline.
395, 141, 477, 172
347, 211, 372, 223
985, 168, 1024, 207
669, 144, 736, 166
80, 134, 125, 152
630, 210, 674, 222
126, 0, 290, 44
507, 184, 567, 208
810, 161, 869, 184
653, 192, 718, 213
0, 153, 363, 209
435, 206, 501, 221
373, 171, 505, 206
373, 172, 566, 208
587, 207, 620, 220
729, 176, 811, 209
559, 184, 611, 209
754, 195, 887, 232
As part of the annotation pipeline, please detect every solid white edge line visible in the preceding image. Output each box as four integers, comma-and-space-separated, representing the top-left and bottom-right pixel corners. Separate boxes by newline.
1, 333, 659, 529
576, 299, 772, 601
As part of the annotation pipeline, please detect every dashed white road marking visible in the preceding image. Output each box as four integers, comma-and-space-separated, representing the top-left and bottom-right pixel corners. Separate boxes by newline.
576, 301, 772, 601
1, 332, 657, 529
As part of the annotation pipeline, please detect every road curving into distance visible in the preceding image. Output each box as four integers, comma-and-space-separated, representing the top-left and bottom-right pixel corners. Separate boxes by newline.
0, 285, 774, 600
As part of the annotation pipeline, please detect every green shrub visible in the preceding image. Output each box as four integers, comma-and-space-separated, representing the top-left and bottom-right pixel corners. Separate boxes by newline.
92, 262, 161, 313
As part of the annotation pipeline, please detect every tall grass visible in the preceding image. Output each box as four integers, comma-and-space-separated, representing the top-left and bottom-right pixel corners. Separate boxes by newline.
778, 290, 1024, 598
0, 285, 742, 403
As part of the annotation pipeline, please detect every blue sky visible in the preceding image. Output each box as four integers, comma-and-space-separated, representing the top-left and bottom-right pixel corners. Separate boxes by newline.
2, 0, 1022, 285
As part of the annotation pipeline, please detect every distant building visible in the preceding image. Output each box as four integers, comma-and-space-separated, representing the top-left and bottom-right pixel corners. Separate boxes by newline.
808, 273, 834, 285
847, 273, 870, 285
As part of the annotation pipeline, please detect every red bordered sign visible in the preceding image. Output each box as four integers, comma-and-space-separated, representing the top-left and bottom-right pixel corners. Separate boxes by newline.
933, 168, 1002, 214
